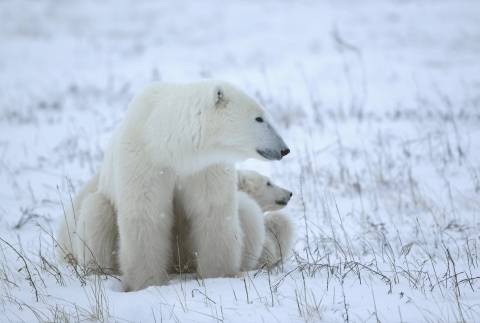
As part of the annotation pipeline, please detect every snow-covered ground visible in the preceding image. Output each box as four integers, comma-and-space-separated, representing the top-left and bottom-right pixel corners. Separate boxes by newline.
1, 0, 480, 321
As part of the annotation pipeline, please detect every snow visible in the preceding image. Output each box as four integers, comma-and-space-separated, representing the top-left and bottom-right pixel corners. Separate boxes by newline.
1, 0, 480, 322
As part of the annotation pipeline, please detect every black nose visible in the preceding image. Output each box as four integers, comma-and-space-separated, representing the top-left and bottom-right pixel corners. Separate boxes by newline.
280, 148, 290, 157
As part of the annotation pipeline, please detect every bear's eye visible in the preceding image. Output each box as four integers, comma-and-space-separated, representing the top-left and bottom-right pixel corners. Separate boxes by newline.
266, 181, 272, 187
215, 88, 226, 106
255, 117, 264, 123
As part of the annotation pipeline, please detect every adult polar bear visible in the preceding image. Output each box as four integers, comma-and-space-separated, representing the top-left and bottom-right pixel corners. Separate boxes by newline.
57, 81, 289, 291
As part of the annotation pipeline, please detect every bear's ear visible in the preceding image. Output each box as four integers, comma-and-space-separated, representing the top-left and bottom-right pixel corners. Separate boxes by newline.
214, 86, 227, 107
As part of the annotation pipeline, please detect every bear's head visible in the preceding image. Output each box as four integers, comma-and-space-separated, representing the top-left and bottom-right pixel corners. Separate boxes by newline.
143, 81, 290, 175
237, 170, 292, 212
200, 81, 290, 165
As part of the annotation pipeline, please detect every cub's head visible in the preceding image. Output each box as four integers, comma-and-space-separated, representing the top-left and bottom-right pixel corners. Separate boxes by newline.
237, 170, 292, 212
201, 81, 290, 163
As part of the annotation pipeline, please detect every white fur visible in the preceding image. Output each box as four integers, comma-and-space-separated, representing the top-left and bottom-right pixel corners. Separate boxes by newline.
258, 212, 294, 267
56, 81, 289, 291
171, 170, 294, 273
56, 174, 119, 272
76, 192, 117, 270
237, 191, 265, 271
237, 170, 294, 269
57, 168, 295, 277
175, 164, 243, 278
56, 174, 96, 262
237, 170, 292, 212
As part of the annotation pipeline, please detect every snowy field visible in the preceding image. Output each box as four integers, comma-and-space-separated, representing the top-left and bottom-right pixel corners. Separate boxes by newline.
1, 0, 480, 322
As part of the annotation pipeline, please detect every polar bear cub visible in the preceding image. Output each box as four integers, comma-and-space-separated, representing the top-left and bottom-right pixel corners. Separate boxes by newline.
56, 81, 290, 291
236, 170, 294, 270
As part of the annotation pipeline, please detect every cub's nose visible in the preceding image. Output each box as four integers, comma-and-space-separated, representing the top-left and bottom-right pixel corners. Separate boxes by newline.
280, 148, 290, 157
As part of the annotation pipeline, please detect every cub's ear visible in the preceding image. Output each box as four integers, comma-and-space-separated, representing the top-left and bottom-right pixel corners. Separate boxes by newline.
214, 86, 227, 107
237, 171, 256, 194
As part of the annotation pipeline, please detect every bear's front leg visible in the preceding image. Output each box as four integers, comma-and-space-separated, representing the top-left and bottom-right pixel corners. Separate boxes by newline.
117, 167, 176, 291
177, 164, 243, 278
76, 191, 117, 272
237, 192, 266, 271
